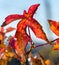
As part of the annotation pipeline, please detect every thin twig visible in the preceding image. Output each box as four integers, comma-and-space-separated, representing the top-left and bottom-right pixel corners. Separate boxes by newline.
34, 38, 59, 48
26, 38, 59, 54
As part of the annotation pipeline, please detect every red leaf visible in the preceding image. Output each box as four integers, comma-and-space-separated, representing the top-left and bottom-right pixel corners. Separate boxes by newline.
1, 14, 24, 27
28, 19, 49, 42
28, 4, 40, 17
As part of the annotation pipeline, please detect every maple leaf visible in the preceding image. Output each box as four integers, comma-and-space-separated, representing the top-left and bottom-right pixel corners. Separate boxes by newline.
48, 20, 59, 36
1, 4, 48, 42
53, 38, 59, 50
1, 4, 49, 63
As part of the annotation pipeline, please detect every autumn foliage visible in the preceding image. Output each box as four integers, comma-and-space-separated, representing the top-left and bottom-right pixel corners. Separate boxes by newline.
0, 4, 59, 65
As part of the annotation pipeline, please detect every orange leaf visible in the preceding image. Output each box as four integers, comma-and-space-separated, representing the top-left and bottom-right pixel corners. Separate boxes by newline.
54, 38, 59, 50
48, 20, 59, 36
6, 27, 16, 33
